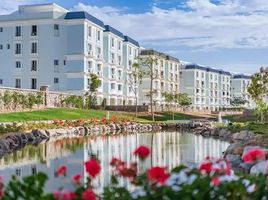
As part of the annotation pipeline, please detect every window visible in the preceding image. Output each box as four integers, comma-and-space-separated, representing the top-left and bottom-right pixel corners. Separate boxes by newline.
87, 43, 92, 52
31, 78, 37, 89
7, 44, 10, 49
88, 26, 92, 37
196, 71, 199, 77
118, 84, 122, 91
15, 79, 21, 88
54, 59, 59, 66
15, 26, 21, 37
0, 27, 3, 32
129, 46, 132, 55
111, 38, 114, 47
31, 42, 37, 54
0, 79, 2, 84
54, 78, 59, 90
54, 24, 59, 36
0, 45, 3, 50
97, 30, 101, 41
111, 83, 115, 90
63, 60, 66, 65
15, 61, 21, 68
118, 41, 121, 50
15, 43, 21, 54
54, 77, 59, 84
31, 25, 37, 36
31, 60, 37, 71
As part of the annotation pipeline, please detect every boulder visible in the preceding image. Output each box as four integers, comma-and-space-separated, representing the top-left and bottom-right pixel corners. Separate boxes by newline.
218, 129, 230, 138
225, 154, 243, 168
231, 130, 254, 141
224, 142, 245, 156
250, 161, 268, 175
238, 162, 255, 173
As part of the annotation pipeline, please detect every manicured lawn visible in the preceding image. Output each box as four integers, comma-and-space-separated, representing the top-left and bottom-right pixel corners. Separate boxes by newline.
0, 108, 107, 122
0, 108, 197, 123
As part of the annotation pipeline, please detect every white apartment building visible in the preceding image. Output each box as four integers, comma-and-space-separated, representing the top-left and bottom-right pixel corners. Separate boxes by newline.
180, 64, 231, 111
138, 49, 181, 107
231, 74, 254, 108
0, 3, 139, 105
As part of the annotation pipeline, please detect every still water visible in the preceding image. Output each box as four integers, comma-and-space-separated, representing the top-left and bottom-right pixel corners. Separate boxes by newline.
0, 131, 229, 192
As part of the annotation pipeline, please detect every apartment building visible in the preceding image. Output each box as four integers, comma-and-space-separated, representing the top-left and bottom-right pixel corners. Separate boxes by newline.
138, 49, 181, 106
0, 3, 139, 105
180, 64, 231, 111
231, 74, 254, 108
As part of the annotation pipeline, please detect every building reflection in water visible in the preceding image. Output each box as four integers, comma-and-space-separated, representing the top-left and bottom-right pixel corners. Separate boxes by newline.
0, 132, 229, 192
85, 132, 230, 191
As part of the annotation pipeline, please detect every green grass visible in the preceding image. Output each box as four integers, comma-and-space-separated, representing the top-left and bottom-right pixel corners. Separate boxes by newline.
0, 108, 197, 123
0, 108, 107, 122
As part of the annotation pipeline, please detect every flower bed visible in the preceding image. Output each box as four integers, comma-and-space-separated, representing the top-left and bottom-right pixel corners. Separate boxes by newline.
1, 146, 268, 199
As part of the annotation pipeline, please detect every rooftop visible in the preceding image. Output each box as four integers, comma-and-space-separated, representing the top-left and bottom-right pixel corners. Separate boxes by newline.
64, 11, 105, 29
124, 36, 140, 47
104, 25, 124, 40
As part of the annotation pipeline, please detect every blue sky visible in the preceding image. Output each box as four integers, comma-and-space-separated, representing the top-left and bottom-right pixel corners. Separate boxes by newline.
2, 0, 268, 74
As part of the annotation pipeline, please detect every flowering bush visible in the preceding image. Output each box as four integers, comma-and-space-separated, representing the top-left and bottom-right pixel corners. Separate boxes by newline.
1, 147, 268, 199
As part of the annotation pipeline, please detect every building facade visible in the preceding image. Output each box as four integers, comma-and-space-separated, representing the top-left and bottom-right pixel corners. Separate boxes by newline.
0, 3, 139, 105
138, 49, 181, 107
180, 64, 232, 111
231, 74, 254, 108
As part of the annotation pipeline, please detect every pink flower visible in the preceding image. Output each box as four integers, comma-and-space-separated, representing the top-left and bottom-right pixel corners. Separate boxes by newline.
62, 190, 77, 200
84, 158, 101, 178
211, 176, 220, 186
72, 174, 81, 184
56, 165, 67, 176
242, 148, 266, 163
82, 189, 97, 200
133, 146, 150, 160
147, 166, 170, 184
53, 191, 60, 200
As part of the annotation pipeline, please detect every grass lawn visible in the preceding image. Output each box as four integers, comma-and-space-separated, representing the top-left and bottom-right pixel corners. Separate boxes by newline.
0, 108, 107, 122
0, 108, 198, 123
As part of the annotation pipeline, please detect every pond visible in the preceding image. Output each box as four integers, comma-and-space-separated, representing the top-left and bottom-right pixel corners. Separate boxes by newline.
0, 131, 229, 192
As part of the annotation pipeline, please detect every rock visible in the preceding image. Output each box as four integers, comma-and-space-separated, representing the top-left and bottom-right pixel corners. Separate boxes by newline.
231, 130, 254, 141
210, 128, 219, 137
250, 161, 268, 175
224, 142, 245, 156
225, 154, 243, 168
238, 162, 255, 173
218, 129, 229, 138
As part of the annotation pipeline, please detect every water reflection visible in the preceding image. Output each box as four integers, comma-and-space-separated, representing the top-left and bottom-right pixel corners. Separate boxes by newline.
0, 132, 229, 192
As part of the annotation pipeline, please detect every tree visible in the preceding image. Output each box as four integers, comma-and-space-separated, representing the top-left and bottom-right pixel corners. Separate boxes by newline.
126, 62, 144, 118
139, 52, 165, 121
248, 67, 268, 122
85, 73, 101, 109
230, 97, 248, 108
176, 93, 192, 111
162, 92, 175, 111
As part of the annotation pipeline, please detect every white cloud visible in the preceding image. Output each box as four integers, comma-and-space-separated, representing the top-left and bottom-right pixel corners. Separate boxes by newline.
71, 1, 268, 50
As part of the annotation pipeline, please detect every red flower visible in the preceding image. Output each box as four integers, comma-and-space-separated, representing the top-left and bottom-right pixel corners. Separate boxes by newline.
72, 173, 81, 184
0, 190, 3, 198
85, 158, 101, 178
147, 166, 170, 184
101, 117, 107, 124
211, 176, 220, 186
133, 145, 150, 160
62, 190, 77, 200
199, 162, 213, 173
56, 165, 67, 176
242, 148, 266, 163
110, 157, 123, 167
82, 189, 97, 200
